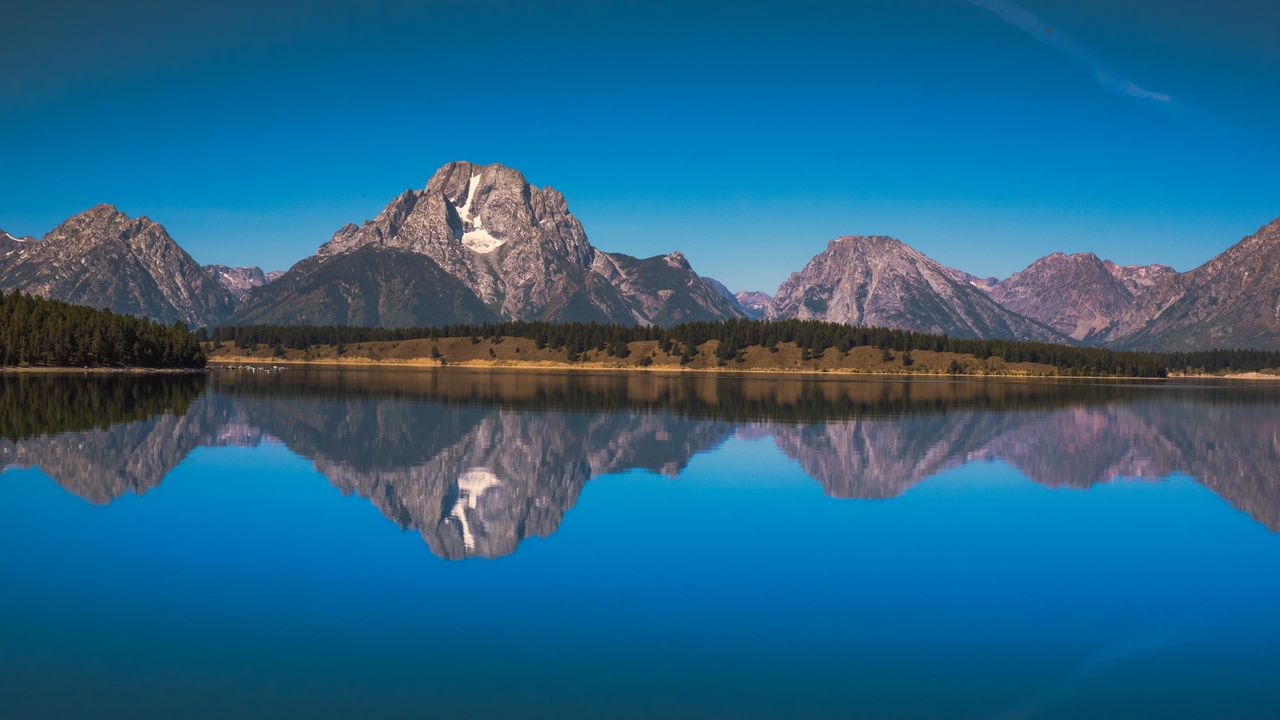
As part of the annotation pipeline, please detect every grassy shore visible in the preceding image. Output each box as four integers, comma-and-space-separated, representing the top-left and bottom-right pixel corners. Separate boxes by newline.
208, 337, 1085, 378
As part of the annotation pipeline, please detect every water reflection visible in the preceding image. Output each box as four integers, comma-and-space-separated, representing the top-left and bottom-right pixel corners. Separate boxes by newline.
3, 369, 1278, 558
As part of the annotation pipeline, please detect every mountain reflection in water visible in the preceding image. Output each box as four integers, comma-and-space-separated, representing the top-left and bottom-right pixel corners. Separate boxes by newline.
2, 368, 1278, 559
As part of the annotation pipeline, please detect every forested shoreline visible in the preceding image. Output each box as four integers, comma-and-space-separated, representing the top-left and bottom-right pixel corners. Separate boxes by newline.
5, 286, 1270, 377
0, 291, 206, 369
206, 320, 1280, 378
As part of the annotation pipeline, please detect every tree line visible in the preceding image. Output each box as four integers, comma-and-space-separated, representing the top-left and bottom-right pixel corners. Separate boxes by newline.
1, 291, 206, 368
208, 319, 1280, 377
0, 374, 205, 441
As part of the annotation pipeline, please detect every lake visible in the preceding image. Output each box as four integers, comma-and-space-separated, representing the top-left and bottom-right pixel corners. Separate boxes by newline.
2, 368, 1278, 719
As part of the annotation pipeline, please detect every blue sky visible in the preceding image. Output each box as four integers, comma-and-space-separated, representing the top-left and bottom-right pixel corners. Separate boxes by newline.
1, 0, 1276, 292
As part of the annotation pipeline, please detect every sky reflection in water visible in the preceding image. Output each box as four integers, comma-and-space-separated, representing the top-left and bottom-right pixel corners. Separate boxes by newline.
1, 368, 1278, 719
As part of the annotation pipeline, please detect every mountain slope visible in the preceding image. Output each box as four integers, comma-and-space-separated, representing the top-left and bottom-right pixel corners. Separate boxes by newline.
0, 205, 234, 326
1103, 260, 1177, 296
314, 161, 639, 322
1114, 217, 1280, 350
945, 268, 1000, 292
230, 245, 500, 327
590, 251, 748, 325
701, 276, 754, 316
280, 161, 745, 326
768, 235, 1065, 341
988, 252, 1136, 342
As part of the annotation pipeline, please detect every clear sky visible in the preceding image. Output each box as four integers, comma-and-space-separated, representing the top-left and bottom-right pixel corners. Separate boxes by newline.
2, 0, 1277, 292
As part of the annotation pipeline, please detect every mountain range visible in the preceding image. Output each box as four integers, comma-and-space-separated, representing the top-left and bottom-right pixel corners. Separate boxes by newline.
2, 161, 1277, 351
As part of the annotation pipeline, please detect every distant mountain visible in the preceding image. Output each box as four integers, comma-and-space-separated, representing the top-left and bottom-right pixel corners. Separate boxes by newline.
969, 217, 1280, 350
768, 235, 1064, 341
230, 245, 500, 327
206, 265, 283, 301
1112, 217, 1280, 350
945, 268, 1000, 292
1102, 260, 1177, 296
734, 290, 772, 319
0, 205, 234, 326
988, 252, 1136, 342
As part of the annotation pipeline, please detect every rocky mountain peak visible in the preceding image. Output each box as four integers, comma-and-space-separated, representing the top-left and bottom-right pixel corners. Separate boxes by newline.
1, 229, 36, 243
236, 160, 745, 327
945, 267, 1000, 292
769, 234, 1063, 341
1102, 259, 1178, 296
733, 290, 772, 319
1, 229, 37, 261
989, 250, 1131, 342
0, 205, 234, 326
205, 265, 283, 301
1112, 215, 1280, 350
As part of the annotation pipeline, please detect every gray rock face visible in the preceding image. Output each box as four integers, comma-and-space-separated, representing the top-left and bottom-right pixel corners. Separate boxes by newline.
205, 264, 283, 301
768, 235, 1065, 341
1103, 260, 1177, 296
0, 205, 234, 326
979, 216, 1280, 350
733, 290, 772, 319
307, 161, 742, 326
313, 162, 625, 322
591, 251, 748, 325
1, 229, 37, 261
944, 268, 1000, 292
1110, 217, 1280, 350
988, 252, 1136, 342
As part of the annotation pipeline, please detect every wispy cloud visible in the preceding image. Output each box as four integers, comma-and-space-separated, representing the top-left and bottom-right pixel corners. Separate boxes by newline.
965, 0, 1171, 103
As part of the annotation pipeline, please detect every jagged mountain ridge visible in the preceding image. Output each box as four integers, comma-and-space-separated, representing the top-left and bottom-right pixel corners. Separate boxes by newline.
1107, 218, 1280, 350
591, 251, 748, 325
1103, 260, 1177, 296
1, 229, 37, 261
205, 264, 284, 301
767, 235, 1066, 342
0, 205, 235, 326
4, 167, 1278, 348
964, 216, 1280, 350
987, 252, 1137, 342
247, 161, 743, 327
733, 290, 772, 319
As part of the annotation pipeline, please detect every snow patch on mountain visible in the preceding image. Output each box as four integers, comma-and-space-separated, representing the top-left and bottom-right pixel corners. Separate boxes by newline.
450, 468, 502, 553
453, 171, 507, 254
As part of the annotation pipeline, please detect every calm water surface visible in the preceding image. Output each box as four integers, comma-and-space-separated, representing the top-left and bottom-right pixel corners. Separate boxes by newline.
2, 368, 1278, 719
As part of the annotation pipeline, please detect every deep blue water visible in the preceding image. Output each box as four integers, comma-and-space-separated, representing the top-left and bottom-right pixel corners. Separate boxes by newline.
2, 368, 1278, 719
